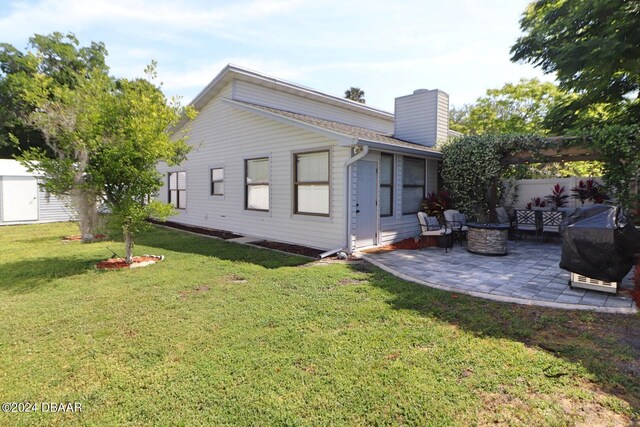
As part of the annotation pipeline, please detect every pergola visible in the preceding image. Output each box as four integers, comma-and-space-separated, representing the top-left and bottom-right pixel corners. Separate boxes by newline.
502, 136, 601, 165
488, 136, 607, 222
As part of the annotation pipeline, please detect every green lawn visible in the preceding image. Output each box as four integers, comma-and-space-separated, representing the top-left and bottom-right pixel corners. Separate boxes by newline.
1, 222, 639, 425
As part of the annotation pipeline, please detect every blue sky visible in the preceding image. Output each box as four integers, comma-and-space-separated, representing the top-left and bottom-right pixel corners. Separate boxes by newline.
0, 0, 553, 111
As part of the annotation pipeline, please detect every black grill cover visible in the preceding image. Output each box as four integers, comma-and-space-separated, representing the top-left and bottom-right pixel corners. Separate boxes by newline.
559, 205, 640, 282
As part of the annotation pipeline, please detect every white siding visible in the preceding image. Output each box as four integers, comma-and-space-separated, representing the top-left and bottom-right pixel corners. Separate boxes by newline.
38, 188, 76, 222
394, 89, 449, 147
435, 93, 449, 144
158, 83, 349, 250
234, 81, 394, 134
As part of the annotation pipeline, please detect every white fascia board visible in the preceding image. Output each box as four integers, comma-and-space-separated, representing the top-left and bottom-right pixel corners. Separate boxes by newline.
222, 98, 357, 146
356, 139, 443, 158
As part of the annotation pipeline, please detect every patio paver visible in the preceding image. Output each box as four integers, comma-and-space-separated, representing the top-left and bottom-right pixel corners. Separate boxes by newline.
362, 240, 637, 314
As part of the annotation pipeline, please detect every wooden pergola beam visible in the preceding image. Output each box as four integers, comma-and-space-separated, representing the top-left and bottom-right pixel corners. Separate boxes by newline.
502, 145, 600, 165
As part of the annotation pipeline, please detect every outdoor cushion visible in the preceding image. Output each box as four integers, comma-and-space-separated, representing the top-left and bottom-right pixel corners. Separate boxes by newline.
452, 212, 466, 226
495, 207, 510, 224
426, 216, 441, 230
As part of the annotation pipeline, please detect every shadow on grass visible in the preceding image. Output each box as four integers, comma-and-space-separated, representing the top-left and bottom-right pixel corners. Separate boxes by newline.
14, 235, 64, 245
135, 225, 312, 269
0, 256, 100, 293
356, 263, 640, 416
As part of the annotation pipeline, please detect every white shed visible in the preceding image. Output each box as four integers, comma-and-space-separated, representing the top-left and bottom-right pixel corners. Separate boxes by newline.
0, 159, 75, 225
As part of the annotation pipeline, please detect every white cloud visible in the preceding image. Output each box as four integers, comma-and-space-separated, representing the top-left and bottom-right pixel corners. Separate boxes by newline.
0, 0, 306, 42
0, 0, 553, 111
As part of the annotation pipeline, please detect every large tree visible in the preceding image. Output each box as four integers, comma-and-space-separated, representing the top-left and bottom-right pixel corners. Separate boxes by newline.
12, 33, 195, 259
0, 32, 108, 157
450, 78, 565, 135
449, 78, 601, 178
94, 64, 194, 263
511, 0, 640, 129
7, 33, 110, 241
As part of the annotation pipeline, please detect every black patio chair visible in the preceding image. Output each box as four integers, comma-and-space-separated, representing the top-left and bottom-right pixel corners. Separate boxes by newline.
515, 209, 539, 240
541, 210, 565, 241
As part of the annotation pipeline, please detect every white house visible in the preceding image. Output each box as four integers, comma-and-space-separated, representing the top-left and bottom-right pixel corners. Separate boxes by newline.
0, 159, 75, 225
157, 65, 452, 252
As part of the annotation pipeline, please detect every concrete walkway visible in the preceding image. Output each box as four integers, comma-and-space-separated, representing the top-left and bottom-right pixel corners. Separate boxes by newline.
362, 241, 637, 314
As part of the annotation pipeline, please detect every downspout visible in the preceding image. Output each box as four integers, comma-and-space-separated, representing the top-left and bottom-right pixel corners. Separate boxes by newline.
344, 143, 370, 253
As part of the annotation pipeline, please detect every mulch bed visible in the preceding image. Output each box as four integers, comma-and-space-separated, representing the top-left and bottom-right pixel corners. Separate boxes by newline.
251, 240, 325, 258
96, 255, 163, 270
362, 237, 439, 253
63, 234, 107, 241
148, 219, 243, 240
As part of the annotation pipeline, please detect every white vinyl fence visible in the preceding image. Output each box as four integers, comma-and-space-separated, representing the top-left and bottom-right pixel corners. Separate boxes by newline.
503, 177, 604, 209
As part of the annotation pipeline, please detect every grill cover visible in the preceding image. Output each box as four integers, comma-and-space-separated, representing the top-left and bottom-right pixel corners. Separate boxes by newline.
559, 205, 640, 282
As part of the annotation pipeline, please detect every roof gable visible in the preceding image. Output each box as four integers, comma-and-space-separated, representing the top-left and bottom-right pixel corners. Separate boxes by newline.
190, 64, 393, 122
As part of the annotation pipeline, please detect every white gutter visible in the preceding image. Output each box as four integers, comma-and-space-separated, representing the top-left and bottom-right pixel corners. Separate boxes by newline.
344, 144, 370, 253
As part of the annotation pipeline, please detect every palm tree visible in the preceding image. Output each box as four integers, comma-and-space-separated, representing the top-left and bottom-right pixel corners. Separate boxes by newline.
344, 87, 365, 103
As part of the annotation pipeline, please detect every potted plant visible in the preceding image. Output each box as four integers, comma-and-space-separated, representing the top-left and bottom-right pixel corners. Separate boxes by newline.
545, 184, 569, 209
525, 197, 548, 209
571, 179, 607, 205
421, 191, 453, 223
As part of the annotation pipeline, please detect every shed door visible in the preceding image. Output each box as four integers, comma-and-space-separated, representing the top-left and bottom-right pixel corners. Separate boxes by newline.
2, 176, 39, 222
355, 161, 377, 248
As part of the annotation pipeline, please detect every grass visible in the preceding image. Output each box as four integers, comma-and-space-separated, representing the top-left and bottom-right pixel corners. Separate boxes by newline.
1, 222, 639, 425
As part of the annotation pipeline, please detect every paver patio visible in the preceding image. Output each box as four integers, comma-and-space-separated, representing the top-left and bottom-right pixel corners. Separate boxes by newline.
363, 240, 637, 314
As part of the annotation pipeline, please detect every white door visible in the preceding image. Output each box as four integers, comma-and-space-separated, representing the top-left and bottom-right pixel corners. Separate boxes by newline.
355, 161, 377, 248
2, 176, 39, 222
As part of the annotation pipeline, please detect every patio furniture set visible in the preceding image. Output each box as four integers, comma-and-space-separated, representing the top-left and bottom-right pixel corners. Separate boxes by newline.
417, 207, 572, 256
514, 208, 576, 241
415, 204, 639, 296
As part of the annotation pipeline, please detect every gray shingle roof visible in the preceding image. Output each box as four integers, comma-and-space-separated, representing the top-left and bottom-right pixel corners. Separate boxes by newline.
232, 100, 442, 156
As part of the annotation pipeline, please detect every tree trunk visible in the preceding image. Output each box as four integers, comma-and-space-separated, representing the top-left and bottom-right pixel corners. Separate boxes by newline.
487, 180, 499, 223
71, 148, 99, 243
123, 226, 134, 264
71, 188, 99, 243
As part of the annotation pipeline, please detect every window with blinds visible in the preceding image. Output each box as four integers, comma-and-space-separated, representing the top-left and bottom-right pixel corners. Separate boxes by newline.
402, 157, 425, 214
294, 151, 330, 216
210, 168, 224, 196
245, 158, 270, 211
380, 154, 394, 217
168, 171, 187, 209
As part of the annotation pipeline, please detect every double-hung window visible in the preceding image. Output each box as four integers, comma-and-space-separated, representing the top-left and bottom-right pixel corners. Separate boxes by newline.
168, 171, 187, 209
402, 157, 425, 214
380, 154, 394, 217
245, 158, 270, 211
294, 151, 330, 216
210, 168, 224, 196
